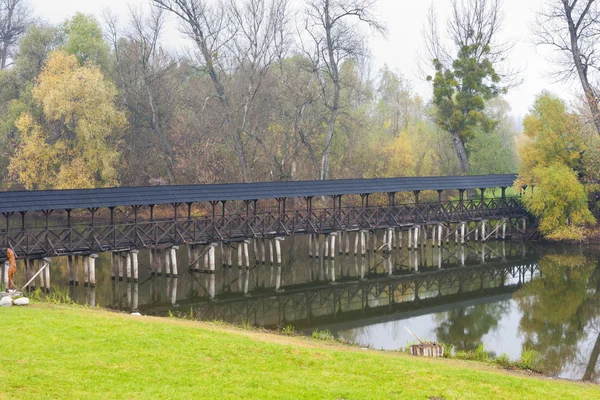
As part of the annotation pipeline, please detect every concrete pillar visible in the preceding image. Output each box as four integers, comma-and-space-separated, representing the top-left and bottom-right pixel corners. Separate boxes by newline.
244, 240, 251, 269
360, 230, 367, 256
149, 249, 155, 275
408, 227, 412, 248
89, 253, 98, 287
438, 224, 443, 247
237, 242, 243, 269
83, 256, 89, 287
354, 231, 359, 255
308, 234, 313, 257
131, 250, 139, 282
413, 226, 419, 250
170, 246, 179, 277
454, 224, 458, 244
275, 237, 284, 265
481, 220, 487, 242
275, 264, 282, 291
387, 228, 393, 253
209, 243, 217, 271
329, 233, 337, 258
502, 219, 507, 240
44, 258, 51, 290
460, 222, 466, 245
324, 234, 329, 258
127, 252, 133, 281
164, 249, 171, 276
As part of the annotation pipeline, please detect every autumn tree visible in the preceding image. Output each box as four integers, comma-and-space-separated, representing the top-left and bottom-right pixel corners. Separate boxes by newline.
518, 92, 596, 239
424, 0, 512, 174
62, 13, 110, 68
8, 50, 126, 189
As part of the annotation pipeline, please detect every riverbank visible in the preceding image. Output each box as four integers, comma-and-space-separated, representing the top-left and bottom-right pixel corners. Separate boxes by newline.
0, 304, 598, 399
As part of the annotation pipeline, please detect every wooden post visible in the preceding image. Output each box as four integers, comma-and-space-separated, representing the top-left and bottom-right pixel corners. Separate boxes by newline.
413, 226, 419, 250
131, 250, 139, 282
398, 229, 403, 250
237, 242, 243, 269
117, 252, 125, 280
308, 234, 313, 257
345, 231, 350, 255
354, 231, 359, 255
460, 222, 466, 245
89, 254, 98, 287
438, 224, 442, 247
522, 217, 527, 233
502, 218, 507, 239
387, 228, 393, 253
269, 239, 274, 265
408, 227, 412, 248
324, 234, 329, 259
170, 246, 178, 277
360, 230, 367, 256
261, 239, 266, 264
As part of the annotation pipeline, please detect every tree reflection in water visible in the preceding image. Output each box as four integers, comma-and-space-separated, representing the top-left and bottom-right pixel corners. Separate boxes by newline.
514, 254, 600, 380
434, 302, 510, 354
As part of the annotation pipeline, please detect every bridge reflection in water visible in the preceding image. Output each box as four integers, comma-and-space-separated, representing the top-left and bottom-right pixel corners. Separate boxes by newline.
23, 232, 537, 329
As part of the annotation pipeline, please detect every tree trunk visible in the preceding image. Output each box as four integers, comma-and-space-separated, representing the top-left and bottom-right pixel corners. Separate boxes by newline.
564, 2, 600, 136
583, 331, 600, 381
450, 131, 470, 174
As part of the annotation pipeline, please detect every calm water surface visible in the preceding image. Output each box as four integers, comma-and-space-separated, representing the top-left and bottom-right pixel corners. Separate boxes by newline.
11, 234, 600, 383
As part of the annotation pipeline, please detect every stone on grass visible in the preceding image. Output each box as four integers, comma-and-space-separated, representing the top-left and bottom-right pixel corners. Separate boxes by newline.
13, 297, 29, 306
0, 296, 13, 307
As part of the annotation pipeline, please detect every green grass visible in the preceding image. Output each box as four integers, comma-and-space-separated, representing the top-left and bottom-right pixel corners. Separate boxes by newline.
1, 304, 599, 400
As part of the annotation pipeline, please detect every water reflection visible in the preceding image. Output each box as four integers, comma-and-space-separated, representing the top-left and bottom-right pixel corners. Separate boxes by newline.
15, 232, 600, 382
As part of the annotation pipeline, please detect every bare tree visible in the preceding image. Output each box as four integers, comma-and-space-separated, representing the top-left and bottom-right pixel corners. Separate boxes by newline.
105, 7, 182, 183
0, 0, 32, 69
303, 0, 385, 180
534, 0, 600, 136
152, 0, 289, 182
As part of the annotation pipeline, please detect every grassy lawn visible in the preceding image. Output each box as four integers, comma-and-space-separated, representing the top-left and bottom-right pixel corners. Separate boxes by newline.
0, 304, 598, 400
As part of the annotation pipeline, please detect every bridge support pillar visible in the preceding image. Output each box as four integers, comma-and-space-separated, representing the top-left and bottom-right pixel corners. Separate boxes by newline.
354, 231, 359, 255
164, 249, 171, 277
345, 231, 350, 255
481, 220, 487, 242
275, 237, 284, 265
407, 227, 412, 248
324, 234, 329, 259
269, 239, 275, 264
209, 243, 217, 271
44, 258, 51, 291
522, 217, 527, 233
237, 242, 243, 269
149, 249, 155, 275
387, 228, 393, 253
131, 250, 139, 282
243, 240, 251, 269
126, 252, 132, 281
438, 224, 443, 247
502, 218, 507, 240
360, 230, 367, 256
89, 254, 98, 287
308, 234, 313, 257
117, 253, 124, 280
413, 226, 419, 250
83, 257, 89, 287
460, 222, 466, 245
329, 232, 337, 258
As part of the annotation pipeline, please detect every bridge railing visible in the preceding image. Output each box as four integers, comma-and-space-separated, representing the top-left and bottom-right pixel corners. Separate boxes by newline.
1, 197, 526, 258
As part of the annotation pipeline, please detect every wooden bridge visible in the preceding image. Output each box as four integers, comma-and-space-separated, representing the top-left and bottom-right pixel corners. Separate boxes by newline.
0, 174, 525, 262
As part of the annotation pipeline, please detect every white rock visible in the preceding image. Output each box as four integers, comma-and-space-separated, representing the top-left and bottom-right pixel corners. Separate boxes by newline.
13, 297, 29, 306
0, 296, 12, 307
131, 312, 142, 316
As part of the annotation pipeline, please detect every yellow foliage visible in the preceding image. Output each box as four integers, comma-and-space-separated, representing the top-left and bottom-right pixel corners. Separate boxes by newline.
383, 135, 415, 177
9, 50, 126, 189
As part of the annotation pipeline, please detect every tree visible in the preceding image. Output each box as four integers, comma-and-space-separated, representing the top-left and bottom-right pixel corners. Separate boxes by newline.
152, 0, 289, 183
8, 50, 126, 189
534, 0, 600, 136
424, 0, 511, 174
62, 13, 110, 68
105, 7, 181, 184
303, 0, 385, 180
0, 0, 33, 69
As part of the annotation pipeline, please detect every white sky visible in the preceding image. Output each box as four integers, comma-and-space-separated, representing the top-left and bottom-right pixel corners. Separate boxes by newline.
30, 0, 578, 121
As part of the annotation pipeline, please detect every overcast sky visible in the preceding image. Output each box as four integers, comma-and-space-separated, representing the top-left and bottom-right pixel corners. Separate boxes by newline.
30, 0, 577, 120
